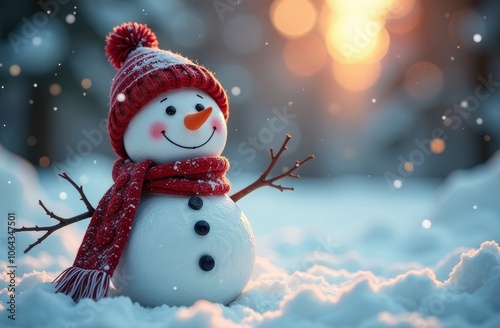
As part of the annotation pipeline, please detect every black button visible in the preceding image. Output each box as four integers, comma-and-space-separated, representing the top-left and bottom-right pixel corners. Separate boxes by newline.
199, 255, 215, 271
194, 220, 210, 236
188, 196, 203, 210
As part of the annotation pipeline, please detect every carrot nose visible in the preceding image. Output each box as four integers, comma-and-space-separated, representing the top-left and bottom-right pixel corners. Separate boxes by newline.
184, 106, 213, 131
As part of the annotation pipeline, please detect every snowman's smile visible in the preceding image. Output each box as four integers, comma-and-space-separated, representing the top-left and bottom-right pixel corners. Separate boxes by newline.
161, 127, 216, 149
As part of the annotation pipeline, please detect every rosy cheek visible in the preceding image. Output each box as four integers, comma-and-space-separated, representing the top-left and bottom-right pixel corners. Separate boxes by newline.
211, 118, 223, 134
149, 121, 167, 140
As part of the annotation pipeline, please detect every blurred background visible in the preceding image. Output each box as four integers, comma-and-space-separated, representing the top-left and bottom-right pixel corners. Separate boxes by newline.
0, 0, 499, 181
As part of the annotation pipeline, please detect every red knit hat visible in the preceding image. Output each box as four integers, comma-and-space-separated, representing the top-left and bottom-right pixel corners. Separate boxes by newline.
105, 22, 229, 159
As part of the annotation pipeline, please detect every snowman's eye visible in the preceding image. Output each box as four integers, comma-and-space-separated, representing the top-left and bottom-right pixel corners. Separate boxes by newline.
165, 106, 177, 116
199, 255, 215, 271
195, 103, 205, 112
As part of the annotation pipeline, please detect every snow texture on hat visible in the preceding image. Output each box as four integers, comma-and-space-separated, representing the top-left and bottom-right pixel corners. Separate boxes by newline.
105, 22, 229, 159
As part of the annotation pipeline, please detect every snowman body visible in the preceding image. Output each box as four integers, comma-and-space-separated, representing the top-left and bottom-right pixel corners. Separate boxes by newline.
111, 194, 255, 307
110, 87, 256, 307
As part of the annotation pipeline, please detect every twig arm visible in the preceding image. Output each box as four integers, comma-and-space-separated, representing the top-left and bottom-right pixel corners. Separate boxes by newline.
13, 173, 95, 253
230, 134, 314, 202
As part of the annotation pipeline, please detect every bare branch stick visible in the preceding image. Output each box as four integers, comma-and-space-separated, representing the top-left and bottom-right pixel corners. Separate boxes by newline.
230, 134, 314, 202
13, 173, 95, 253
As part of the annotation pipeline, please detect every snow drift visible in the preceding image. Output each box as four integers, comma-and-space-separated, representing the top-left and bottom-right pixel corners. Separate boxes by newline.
0, 146, 499, 327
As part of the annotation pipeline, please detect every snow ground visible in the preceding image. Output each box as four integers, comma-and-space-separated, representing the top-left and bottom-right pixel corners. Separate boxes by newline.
0, 144, 499, 327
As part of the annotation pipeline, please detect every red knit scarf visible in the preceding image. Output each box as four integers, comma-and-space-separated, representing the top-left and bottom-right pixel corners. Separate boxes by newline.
54, 156, 230, 302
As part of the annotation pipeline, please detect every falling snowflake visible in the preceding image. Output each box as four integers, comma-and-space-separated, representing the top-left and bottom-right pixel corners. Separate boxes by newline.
231, 86, 241, 96
393, 179, 403, 189
66, 14, 76, 24
117, 93, 126, 102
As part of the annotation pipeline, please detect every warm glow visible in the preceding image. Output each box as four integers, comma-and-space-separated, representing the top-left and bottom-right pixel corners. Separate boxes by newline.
386, 0, 420, 34
430, 138, 446, 154
403, 161, 414, 172
284, 34, 326, 76
39, 156, 51, 167
270, 0, 420, 94
81, 78, 92, 89
49, 83, 62, 96
9, 64, 21, 76
270, 0, 317, 38
332, 61, 381, 91
387, 0, 417, 20
325, 0, 395, 64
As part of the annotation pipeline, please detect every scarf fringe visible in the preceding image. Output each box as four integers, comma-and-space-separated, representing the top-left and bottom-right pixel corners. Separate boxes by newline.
53, 266, 110, 302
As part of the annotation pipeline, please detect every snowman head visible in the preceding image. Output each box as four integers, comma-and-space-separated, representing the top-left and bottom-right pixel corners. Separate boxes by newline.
123, 87, 227, 163
105, 22, 229, 162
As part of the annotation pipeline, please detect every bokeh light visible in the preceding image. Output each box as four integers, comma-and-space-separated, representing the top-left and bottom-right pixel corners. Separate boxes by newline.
223, 15, 263, 54
9, 64, 21, 76
81, 78, 92, 89
231, 86, 241, 96
39, 156, 50, 167
217, 63, 254, 102
66, 14, 76, 24
452, 9, 486, 47
422, 219, 432, 229
332, 61, 382, 91
32, 36, 42, 46
430, 138, 446, 154
79, 174, 89, 184
27, 136, 37, 146
387, 0, 417, 19
49, 83, 62, 96
171, 10, 207, 49
326, 17, 391, 64
386, 0, 421, 34
404, 61, 444, 100
393, 179, 403, 189
284, 34, 326, 76
270, 0, 317, 39
404, 161, 414, 172
325, 0, 394, 64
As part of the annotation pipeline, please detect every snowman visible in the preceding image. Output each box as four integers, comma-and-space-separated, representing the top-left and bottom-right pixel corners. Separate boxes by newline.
51, 22, 311, 307
110, 85, 257, 307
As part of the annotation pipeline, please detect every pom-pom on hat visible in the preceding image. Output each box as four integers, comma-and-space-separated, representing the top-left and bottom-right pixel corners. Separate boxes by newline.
105, 22, 229, 159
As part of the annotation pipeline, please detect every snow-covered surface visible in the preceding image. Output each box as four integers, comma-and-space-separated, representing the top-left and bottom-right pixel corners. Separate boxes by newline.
1, 145, 499, 327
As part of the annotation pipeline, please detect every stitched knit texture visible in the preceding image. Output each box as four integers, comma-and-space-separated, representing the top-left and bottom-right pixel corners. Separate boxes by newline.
54, 156, 230, 302
105, 22, 229, 159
